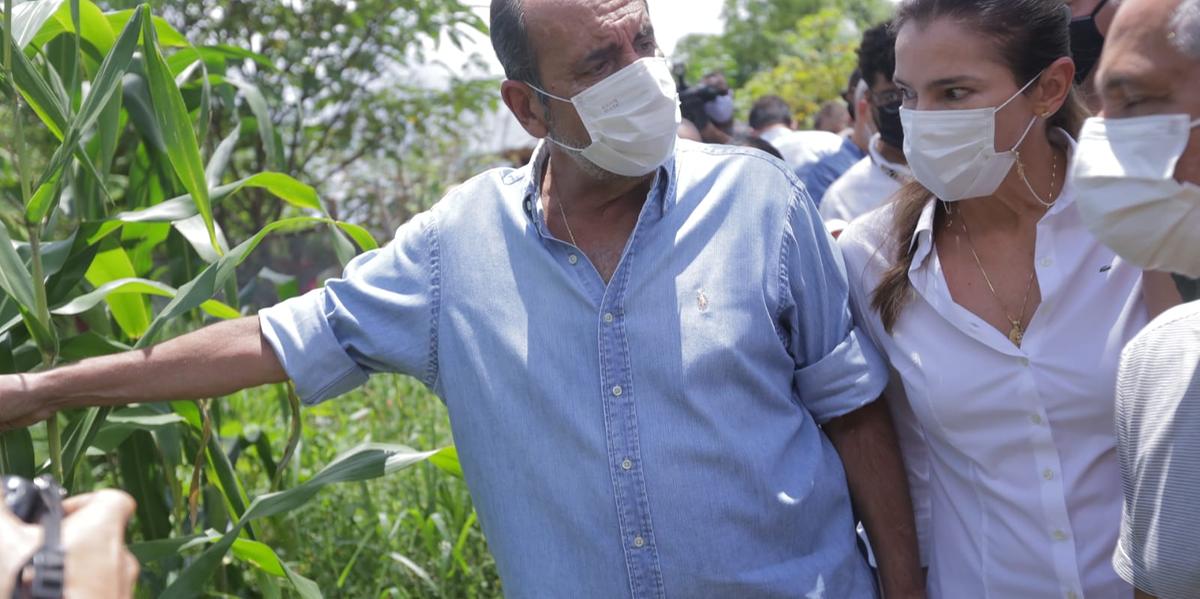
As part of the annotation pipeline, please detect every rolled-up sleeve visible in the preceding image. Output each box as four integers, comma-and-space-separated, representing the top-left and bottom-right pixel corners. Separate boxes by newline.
258, 211, 441, 406
779, 183, 888, 425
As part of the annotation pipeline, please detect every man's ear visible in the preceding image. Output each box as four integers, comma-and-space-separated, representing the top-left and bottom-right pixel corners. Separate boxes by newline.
1035, 56, 1076, 117
501, 80, 550, 139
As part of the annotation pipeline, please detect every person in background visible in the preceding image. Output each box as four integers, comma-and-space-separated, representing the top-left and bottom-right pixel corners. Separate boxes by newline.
821, 21, 912, 235
1070, 0, 1200, 596
815, 99, 853, 134
1068, 0, 1118, 111
1, 489, 140, 598
730, 133, 785, 161
749, 95, 845, 171
801, 78, 874, 208
699, 71, 737, 143
840, 0, 1179, 596
0, 0, 927, 596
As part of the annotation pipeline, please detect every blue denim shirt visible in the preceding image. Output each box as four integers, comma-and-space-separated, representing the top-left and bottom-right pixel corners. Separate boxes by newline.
797, 138, 867, 206
260, 140, 886, 598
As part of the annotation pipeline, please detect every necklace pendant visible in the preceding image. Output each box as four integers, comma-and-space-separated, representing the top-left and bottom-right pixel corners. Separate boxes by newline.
1008, 322, 1024, 347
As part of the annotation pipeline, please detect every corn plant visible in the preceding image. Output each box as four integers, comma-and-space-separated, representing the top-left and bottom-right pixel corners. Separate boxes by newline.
0, 2, 458, 596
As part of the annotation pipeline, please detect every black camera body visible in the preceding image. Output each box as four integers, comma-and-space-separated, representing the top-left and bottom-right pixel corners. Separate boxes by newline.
2, 476, 58, 524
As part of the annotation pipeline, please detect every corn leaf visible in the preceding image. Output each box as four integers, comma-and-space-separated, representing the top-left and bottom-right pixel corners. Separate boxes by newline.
85, 247, 150, 338
8, 0, 64, 48
0, 224, 38, 314
0, 428, 35, 478
140, 6, 218, 255
52, 277, 239, 320
162, 444, 440, 599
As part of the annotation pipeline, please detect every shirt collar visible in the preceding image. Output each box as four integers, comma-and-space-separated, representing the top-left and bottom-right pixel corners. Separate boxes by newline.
868, 134, 912, 182
907, 127, 1079, 273
520, 140, 677, 238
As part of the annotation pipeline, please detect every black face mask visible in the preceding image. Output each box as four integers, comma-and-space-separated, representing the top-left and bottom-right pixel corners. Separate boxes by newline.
1070, 0, 1109, 84
874, 100, 905, 150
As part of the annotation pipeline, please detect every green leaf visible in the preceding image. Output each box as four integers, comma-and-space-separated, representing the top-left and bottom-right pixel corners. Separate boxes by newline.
9, 0, 65, 48
85, 247, 150, 339
114, 172, 322, 227
105, 9, 186, 47
52, 277, 239, 321
226, 77, 282, 171
139, 7, 218, 255
428, 446, 463, 479
23, 0, 141, 223
335, 222, 379, 252
117, 430, 172, 540
0, 224, 39, 313
162, 444, 440, 599
0, 428, 35, 478
205, 122, 239, 188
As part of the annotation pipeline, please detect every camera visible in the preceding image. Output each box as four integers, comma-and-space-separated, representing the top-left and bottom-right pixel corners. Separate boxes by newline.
673, 62, 725, 131
2, 476, 64, 525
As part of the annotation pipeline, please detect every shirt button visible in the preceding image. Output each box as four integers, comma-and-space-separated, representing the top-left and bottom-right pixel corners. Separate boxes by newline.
622, 459, 633, 471
1053, 530, 1068, 541
568, 254, 579, 265
1030, 414, 1043, 425
1043, 469, 1055, 481
1020, 357, 1031, 367
633, 536, 646, 548
1040, 257, 1054, 268
603, 312, 615, 324
1067, 592, 1079, 599
612, 385, 623, 397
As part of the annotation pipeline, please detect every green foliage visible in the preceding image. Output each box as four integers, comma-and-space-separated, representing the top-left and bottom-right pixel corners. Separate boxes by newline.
739, 9, 863, 126
673, 0, 893, 126
0, 1, 484, 596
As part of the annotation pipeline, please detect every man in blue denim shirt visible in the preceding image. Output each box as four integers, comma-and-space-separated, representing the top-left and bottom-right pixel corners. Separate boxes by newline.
0, 0, 924, 597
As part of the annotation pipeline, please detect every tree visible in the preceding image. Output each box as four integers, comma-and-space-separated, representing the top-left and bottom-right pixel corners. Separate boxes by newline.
739, 9, 862, 126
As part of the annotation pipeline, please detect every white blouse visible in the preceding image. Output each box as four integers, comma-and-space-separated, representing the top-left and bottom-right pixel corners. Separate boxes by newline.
839, 169, 1146, 597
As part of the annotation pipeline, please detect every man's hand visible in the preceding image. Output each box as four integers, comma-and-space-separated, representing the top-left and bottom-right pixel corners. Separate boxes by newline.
0, 489, 139, 598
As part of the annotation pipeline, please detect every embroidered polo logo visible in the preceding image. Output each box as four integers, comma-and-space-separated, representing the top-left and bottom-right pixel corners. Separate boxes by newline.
697, 289, 710, 313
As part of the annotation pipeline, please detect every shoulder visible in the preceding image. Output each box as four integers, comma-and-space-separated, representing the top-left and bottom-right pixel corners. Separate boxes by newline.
837, 201, 901, 281
426, 164, 527, 231
823, 157, 872, 196
796, 130, 847, 151
1123, 301, 1200, 363
675, 140, 811, 205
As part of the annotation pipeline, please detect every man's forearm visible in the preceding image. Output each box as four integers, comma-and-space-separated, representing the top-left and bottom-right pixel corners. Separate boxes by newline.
825, 399, 925, 598
4, 317, 287, 427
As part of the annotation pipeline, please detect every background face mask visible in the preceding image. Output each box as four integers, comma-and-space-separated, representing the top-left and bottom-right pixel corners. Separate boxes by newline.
705, 93, 735, 125
530, 57, 682, 178
900, 76, 1040, 202
1072, 115, 1200, 277
1069, 0, 1108, 84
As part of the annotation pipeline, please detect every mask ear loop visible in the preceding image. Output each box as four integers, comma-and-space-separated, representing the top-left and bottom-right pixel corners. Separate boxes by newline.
524, 82, 591, 153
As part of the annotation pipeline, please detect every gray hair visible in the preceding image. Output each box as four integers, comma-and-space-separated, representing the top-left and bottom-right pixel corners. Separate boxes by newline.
1172, 0, 1200, 58
491, 0, 541, 87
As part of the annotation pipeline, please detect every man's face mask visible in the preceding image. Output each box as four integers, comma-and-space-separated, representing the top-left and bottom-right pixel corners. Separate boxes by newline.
529, 57, 682, 178
705, 92, 735, 125
871, 87, 905, 149
1071, 114, 1200, 277
1070, 0, 1109, 84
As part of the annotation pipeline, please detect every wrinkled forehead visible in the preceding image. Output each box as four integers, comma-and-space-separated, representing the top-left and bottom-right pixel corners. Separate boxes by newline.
523, 0, 651, 73
1099, 0, 1190, 94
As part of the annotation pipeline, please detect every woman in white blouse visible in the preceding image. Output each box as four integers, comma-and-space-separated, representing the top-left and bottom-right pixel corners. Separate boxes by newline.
838, 1, 1180, 597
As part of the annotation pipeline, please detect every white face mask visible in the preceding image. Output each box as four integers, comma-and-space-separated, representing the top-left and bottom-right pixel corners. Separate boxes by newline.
901, 76, 1042, 202
529, 57, 682, 178
1071, 115, 1200, 277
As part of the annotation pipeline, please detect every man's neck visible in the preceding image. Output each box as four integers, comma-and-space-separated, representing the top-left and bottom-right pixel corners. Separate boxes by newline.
542, 146, 653, 215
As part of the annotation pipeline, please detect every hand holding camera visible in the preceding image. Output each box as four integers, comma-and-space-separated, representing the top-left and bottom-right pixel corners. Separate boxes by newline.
1, 478, 138, 599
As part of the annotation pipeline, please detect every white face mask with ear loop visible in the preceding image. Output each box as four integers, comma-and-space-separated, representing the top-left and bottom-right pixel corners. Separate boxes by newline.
901, 74, 1044, 202
527, 56, 682, 178
1071, 114, 1200, 277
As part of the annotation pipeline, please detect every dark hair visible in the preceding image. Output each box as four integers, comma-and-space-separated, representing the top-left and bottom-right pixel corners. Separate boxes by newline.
857, 21, 897, 89
749, 96, 793, 130
731, 134, 785, 160
491, 0, 540, 86
870, 0, 1092, 332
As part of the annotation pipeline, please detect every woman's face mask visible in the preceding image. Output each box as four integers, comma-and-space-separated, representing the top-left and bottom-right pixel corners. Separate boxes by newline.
900, 75, 1043, 202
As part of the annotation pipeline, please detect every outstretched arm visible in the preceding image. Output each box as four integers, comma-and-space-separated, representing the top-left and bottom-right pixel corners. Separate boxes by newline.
0, 316, 287, 431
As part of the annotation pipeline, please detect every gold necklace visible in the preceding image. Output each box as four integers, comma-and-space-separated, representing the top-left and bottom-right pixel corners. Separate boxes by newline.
1015, 146, 1059, 208
551, 194, 580, 247
958, 210, 1037, 347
